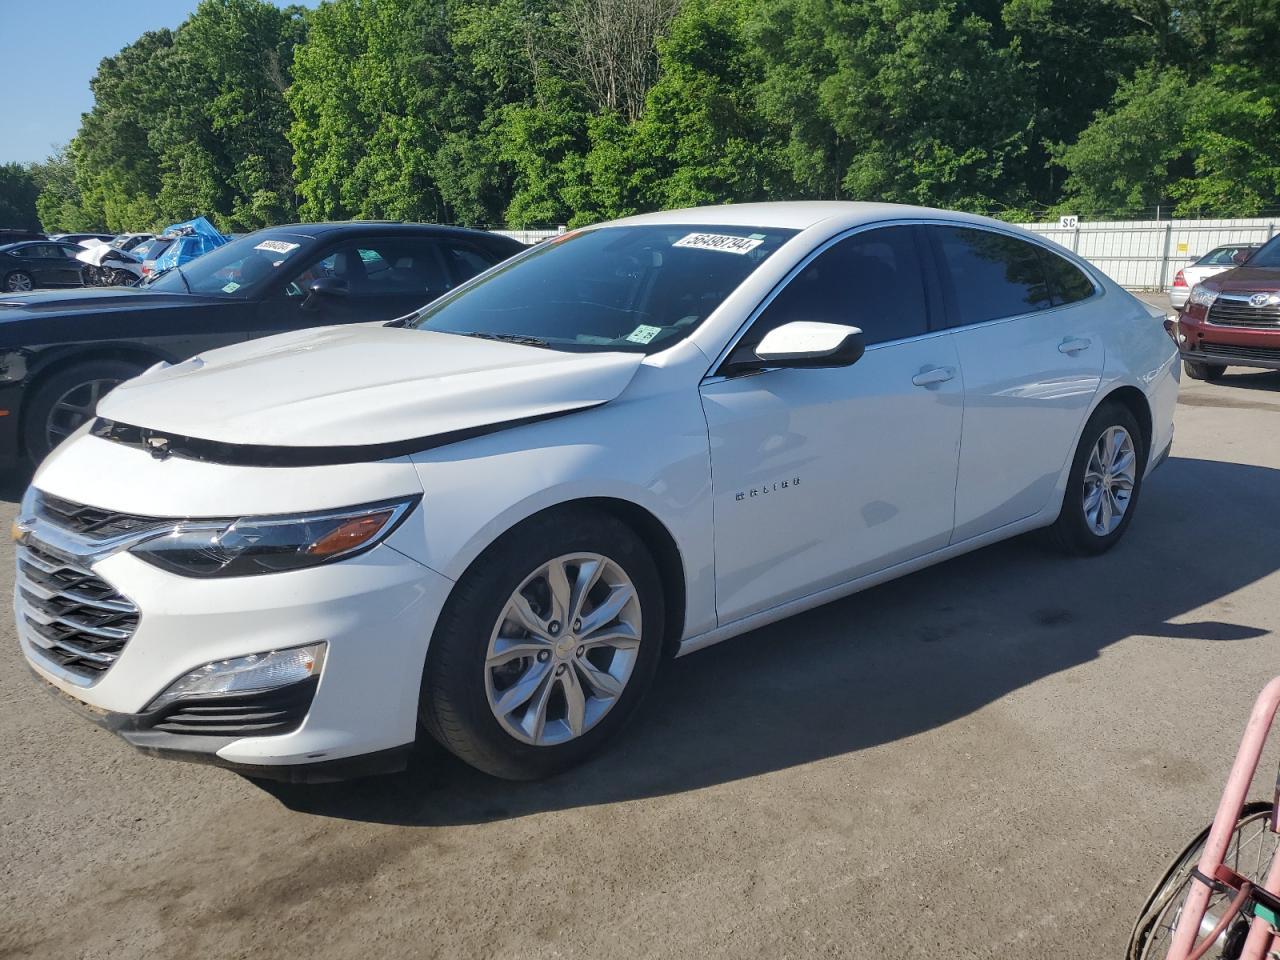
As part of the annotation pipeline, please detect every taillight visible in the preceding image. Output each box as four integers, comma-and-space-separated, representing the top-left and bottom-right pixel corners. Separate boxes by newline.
1172, 269, 1188, 288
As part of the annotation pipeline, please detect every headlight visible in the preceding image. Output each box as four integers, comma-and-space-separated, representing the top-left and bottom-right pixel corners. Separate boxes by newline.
1187, 284, 1218, 309
129, 496, 419, 578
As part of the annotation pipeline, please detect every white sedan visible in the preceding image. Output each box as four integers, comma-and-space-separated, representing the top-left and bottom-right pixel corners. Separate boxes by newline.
13, 202, 1179, 782
1169, 244, 1258, 308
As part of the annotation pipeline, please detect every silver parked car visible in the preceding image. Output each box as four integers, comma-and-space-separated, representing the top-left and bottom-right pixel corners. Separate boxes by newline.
1169, 244, 1258, 309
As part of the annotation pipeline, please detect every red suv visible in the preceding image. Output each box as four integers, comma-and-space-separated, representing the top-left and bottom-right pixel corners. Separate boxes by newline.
1176, 235, 1280, 381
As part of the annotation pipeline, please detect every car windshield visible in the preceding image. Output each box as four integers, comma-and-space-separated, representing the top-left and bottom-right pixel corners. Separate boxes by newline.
147, 232, 311, 296
1246, 236, 1280, 268
409, 224, 797, 354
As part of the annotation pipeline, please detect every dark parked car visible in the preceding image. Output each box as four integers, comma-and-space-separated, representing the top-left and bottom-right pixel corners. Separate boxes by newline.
0, 222, 525, 465
0, 228, 46, 246
0, 241, 88, 292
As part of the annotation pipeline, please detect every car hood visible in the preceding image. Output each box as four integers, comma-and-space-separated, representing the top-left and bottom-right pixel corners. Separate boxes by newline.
1205, 265, 1280, 292
96, 324, 644, 451
0, 287, 218, 320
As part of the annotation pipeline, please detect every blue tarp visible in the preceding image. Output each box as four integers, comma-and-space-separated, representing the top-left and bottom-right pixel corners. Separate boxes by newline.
150, 216, 229, 274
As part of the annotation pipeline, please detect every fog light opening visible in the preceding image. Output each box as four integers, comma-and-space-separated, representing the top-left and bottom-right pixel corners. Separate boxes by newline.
146, 642, 327, 712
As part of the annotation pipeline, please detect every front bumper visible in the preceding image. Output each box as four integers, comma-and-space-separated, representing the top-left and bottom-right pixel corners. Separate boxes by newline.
16, 528, 455, 778
1180, 346, 1280, 371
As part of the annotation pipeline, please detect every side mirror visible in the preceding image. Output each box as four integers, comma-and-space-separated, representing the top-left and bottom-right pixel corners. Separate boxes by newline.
303, 277, 348, 309
754, 321, 865, 369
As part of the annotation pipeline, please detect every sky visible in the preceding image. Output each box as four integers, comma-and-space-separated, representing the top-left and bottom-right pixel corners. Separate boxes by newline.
2, 0, 319, 166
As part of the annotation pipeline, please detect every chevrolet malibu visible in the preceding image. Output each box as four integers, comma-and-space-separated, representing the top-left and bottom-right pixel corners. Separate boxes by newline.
12, 203, 1179, 782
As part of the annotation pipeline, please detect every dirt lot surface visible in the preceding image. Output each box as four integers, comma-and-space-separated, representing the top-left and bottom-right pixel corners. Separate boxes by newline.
3, 304, 1279, 959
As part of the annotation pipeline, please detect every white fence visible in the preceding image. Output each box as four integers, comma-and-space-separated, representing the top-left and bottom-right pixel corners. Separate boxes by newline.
1018, 217, 1280, 290
493, 218, 1280, 291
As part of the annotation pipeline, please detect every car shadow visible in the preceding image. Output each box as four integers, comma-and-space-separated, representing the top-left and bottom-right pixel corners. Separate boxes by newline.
0, 460, 33, 502
263, 454, 1279, 826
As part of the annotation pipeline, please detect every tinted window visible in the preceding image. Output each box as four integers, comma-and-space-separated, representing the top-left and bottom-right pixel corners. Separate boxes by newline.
448, 245, 498, 282
934, 226, 1052, 326
1039, 249, 1095, 305
1239, 238, 1280, 267
285, 240, 452, 299
747, 226, 928, 348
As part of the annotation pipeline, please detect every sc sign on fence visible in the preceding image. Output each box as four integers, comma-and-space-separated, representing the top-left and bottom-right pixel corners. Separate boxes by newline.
1058, 215, 1079, 229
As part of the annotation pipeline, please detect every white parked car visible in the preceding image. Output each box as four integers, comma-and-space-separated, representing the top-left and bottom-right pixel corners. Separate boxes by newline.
1169, 244, 1258, 308
13, 203, 1179, 782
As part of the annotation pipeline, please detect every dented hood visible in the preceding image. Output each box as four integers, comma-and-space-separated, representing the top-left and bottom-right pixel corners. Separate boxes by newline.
97, 324, 643, 451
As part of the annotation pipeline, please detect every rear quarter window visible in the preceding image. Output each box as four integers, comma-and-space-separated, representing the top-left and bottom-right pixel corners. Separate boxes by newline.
1039, 249, 1096, 305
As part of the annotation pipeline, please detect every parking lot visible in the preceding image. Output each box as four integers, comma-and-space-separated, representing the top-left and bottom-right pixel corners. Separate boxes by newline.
2, 321, 1279, 959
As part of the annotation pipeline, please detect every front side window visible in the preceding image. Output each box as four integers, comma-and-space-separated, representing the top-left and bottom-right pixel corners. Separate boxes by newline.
284, 240, 453, 299
933, 226, 1053, 326
411, 224, 797, 354
1238, 238, 1280, 267
741, 226, 929, 350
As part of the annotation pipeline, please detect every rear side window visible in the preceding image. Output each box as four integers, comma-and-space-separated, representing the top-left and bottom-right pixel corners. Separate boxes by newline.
447, 245, 499, 282
749, 226, 929, 348
932, 226, 1052, 326
1039, 249, 1095, 305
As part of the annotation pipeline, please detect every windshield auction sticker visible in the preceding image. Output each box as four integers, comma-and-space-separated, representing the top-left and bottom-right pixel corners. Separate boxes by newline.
673, 233, 764, 255
625, 324, 663, 344
254, 239, 301, 255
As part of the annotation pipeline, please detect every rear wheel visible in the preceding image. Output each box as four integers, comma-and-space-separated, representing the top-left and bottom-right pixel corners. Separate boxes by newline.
1047, 400, 1147, 555
1185, 359, 1226, 381
22, 359, 145, 461
1128, 801, 1277, 960
420, 506, 664, 780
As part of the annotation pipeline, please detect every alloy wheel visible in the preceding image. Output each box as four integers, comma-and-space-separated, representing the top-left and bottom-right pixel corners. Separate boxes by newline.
484, 552, 642, 746
1082, 425, 1136, 536
45, 378, 122, 449
6, 272, 33, 292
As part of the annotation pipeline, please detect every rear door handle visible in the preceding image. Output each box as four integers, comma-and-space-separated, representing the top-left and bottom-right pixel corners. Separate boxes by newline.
912, 366, 955, 387
1059, 337, 1092, 354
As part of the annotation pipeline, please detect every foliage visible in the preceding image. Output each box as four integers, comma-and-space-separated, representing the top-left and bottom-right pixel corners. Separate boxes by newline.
0, 163, 42, 229
32, 0, 1280, 231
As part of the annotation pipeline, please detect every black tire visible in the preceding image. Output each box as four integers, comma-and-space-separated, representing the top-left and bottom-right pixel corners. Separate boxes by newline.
1127, 801, 1274, 960
1046, 400, 1148, 555
4, 270, 34, 293
420, 505, 664, 780
1184, 359, 1226, 381
21, 359, 145, 462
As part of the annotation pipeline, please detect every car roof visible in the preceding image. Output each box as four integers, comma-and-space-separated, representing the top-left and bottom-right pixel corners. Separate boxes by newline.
605, 201, 1021, 232
254, 222, 517, 243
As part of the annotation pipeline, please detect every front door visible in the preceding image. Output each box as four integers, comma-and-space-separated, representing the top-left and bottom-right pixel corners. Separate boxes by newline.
700, 226, 964, 625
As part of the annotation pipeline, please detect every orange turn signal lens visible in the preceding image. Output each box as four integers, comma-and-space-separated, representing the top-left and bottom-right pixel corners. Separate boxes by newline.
305, 510, 395, 557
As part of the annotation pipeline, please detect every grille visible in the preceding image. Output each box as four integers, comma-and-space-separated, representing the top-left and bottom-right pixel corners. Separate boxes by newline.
1200, 342, 1280, 363
17, 540, 139, 681
1206, 296, 1280, 329
35, 492, 163, 541
145, 679, 319, 737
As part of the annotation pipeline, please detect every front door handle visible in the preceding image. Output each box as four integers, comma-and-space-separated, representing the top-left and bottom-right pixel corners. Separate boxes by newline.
912, 366, 955, 387
1059, 337, 1092, 354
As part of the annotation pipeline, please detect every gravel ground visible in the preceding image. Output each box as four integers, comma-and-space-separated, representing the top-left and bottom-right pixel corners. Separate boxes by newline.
3, 304, 1279, 959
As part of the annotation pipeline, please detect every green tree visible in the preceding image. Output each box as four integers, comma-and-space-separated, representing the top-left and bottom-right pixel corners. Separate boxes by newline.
0, 163, 42, 229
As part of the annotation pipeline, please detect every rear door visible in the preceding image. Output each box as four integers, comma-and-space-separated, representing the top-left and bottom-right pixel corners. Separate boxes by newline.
926, 224, 1104, 542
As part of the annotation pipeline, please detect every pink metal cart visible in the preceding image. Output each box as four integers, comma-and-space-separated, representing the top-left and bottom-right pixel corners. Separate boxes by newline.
1129, 677, 1280, 960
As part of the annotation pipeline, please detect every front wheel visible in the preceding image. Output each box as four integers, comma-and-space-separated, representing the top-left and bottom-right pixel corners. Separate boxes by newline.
4, 270, 34, 292
1128, 801, 1277, 960
1047, 401, 1147, 555
420, 506, 664, 780
1185, 359, 1226, 382
21, 359, 144, 461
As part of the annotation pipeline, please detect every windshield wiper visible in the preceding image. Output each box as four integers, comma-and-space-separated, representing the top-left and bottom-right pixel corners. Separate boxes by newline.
464, 331, 550, 347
